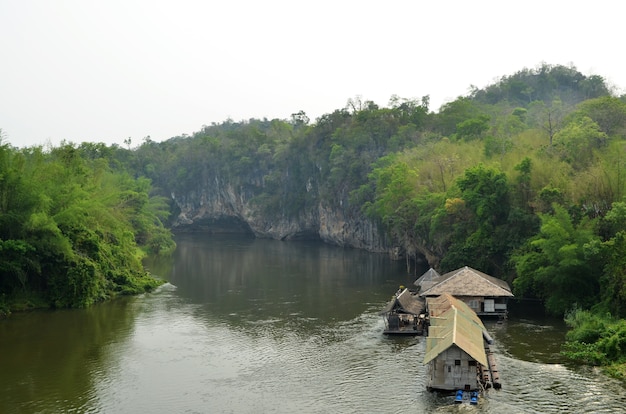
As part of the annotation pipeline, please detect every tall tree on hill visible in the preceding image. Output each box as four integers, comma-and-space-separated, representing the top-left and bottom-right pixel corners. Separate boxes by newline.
512, 205, 602, 315
436, 164, 511, 275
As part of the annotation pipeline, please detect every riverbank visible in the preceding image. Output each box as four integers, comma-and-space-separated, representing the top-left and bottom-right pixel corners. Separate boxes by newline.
0, 292, 48, 317
604, 363, 626, 382
0, 275, 166, 318
561, 308, 626, 384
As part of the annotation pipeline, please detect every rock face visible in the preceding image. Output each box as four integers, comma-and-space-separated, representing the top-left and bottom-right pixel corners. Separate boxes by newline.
170, 179, 390, 253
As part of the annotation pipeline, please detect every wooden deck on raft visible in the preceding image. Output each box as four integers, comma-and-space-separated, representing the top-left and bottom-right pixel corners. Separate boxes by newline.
382, 314, 425, 336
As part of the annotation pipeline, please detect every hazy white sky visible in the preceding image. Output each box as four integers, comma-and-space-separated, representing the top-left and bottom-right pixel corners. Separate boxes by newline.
1, 0, 624, 148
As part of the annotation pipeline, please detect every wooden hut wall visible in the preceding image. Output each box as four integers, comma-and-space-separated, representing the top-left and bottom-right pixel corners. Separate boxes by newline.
432, 295, 509, 316
459, 296, 482, 313
429, 345, 477, 391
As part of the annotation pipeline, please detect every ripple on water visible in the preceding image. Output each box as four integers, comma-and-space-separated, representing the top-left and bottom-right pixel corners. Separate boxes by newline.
88, 292, 626, 414
484, 354, 626, 413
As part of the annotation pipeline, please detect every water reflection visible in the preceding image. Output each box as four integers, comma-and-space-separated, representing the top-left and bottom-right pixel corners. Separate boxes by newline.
487, 300, 569, 365
144, 233, 416, 334
0, 298, 138, 414
3, 233, 626, 413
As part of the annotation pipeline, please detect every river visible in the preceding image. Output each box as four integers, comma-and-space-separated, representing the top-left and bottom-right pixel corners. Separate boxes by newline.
1, 233, 625, 413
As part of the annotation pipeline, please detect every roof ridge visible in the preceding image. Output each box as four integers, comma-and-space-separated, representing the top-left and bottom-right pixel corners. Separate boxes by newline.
451, 306, 458, 344
420, 267, 512, 296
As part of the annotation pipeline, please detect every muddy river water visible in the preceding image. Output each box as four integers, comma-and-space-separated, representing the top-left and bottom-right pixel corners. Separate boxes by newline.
2, 233, 625, 413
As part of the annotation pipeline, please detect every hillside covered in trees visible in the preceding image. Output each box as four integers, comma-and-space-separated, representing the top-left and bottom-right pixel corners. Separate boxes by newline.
3, 63, 626, 375
128, 63, 625, 310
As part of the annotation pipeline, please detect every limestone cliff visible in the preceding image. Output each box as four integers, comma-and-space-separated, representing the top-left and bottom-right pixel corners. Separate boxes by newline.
170, 178, 390, 253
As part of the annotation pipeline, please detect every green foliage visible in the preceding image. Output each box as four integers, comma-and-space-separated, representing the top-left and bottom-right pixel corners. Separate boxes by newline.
435, 97, 485, 136
553, 116, 608, 169
438, 164, 513, 273
561, 340, 606, 365
512, 205, 602, 314
456, 164, 509, 224
592, 216, 626, 318
82, 66, 623, 370
456, 115, 490, 141
471, 63, 610, 107
0, 141, 172, 311
562, 309, 626, 366
512, 157, 533, 207
361, 155, 419, 220
571, 96, 626, 136
4, 64, 620, 326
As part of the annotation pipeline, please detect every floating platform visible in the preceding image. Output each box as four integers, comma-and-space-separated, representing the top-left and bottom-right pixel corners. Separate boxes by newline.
382, 313, 425, 335
480, 342, 502, 389
381, 288, 426, 335
487, 347, 502, 389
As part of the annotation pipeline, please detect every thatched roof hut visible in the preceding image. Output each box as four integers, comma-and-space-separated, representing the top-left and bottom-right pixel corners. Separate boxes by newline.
419, 266, 512, 298
380, 288, 425, 335
419, 266, 513, 317
381, 288, 424, 316
413, 267, 441, 293
423, 293, 488, 391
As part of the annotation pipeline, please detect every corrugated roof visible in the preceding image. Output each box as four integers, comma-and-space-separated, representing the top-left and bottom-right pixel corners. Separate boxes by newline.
423, 293, 488, 367
419, 266, 513, 298
426, 294, 484, 326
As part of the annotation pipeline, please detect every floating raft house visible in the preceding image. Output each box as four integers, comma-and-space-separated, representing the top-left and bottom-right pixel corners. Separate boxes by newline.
423, 293, 501, 391
380, 288, 425, 335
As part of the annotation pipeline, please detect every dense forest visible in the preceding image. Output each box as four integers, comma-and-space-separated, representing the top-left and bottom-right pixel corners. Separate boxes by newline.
3, 63, 626, 376
0, 142, 175, 313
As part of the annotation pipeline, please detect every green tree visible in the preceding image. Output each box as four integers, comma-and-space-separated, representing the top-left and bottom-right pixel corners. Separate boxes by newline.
0, 141, 173, 311
553, 116, 608, 170
456, 115, 490, 141
572, 96, 626, 137
434, 97, 484, 137
0, 143, 42, 296
439, 164, 511, 274
512, 205, 601, 315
